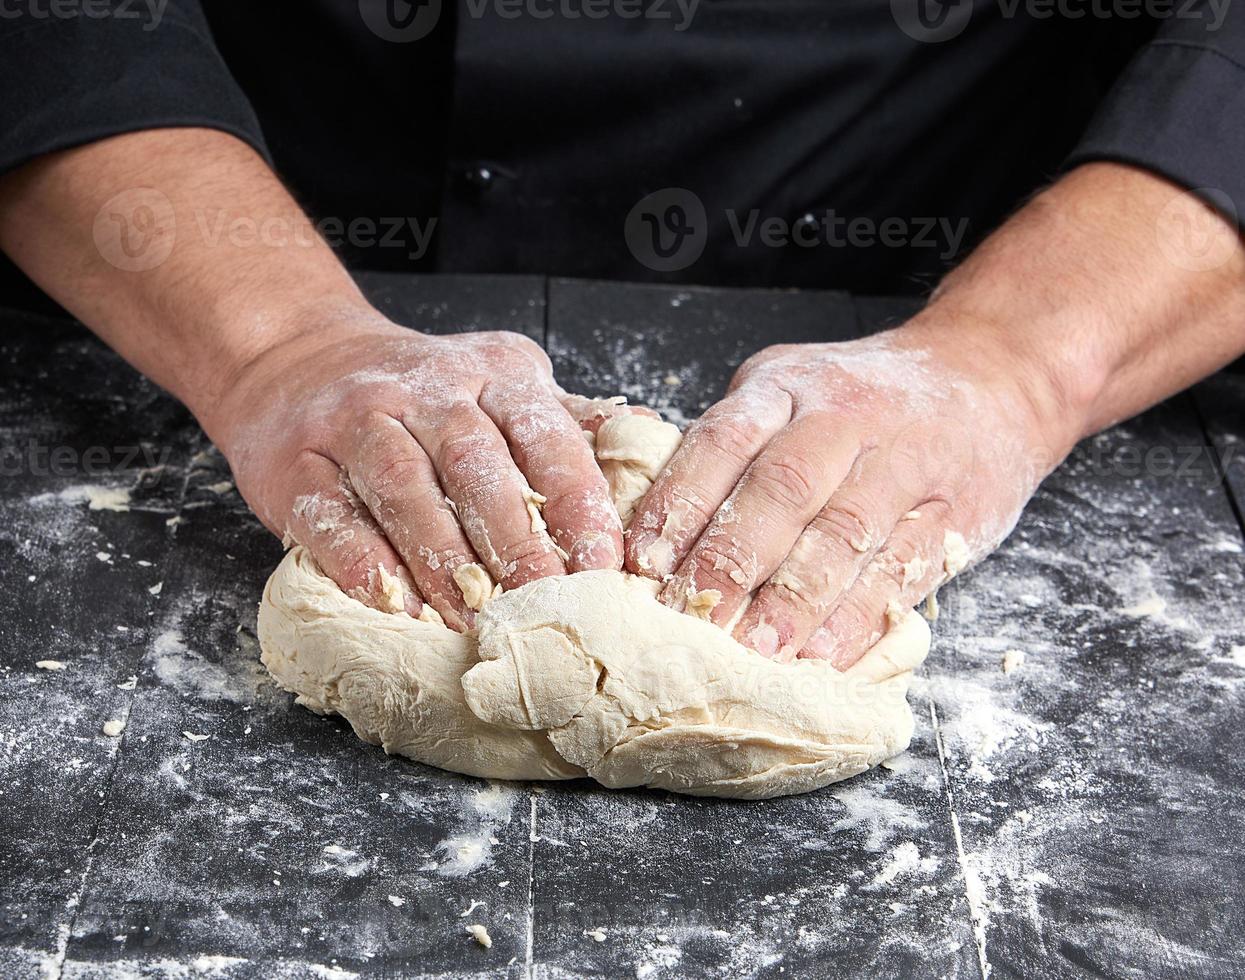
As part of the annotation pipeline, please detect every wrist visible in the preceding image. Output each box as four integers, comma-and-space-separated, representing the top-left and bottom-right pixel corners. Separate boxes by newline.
911, 163, 1245, 452
897, 300, 1092, 471
188, 294, 401, 450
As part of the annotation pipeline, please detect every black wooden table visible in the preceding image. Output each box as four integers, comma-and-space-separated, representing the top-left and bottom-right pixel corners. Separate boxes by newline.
2, 273, 1243, 979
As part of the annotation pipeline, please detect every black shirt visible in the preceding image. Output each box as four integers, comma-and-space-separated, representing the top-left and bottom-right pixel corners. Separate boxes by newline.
0, 1, 1241, 302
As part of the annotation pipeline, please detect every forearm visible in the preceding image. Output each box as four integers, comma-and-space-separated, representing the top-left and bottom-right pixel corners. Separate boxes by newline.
911, 162, 1245, 449
0, 128, 379, 438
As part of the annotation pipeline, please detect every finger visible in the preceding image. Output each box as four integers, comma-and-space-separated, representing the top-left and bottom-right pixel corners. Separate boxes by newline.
659, 415, 863, 626
282, 448, 425, 617
340, 411, 482, 631
799, 506, 953, 669
404, 399, 565, 589
624, 388, 791, 579
481, 385, 622, 572
732, 457, 922, 660
559, 393, 660, 437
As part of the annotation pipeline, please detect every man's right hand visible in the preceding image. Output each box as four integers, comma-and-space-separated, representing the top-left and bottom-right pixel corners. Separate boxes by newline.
0, 130, 626, 630
209, 315, 623, 629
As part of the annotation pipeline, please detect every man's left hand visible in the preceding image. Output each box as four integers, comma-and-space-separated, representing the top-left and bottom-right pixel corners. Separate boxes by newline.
624, 318, 1075, 667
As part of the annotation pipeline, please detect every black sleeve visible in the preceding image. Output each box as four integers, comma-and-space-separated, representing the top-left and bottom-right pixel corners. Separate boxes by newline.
0, 0, 269, 177
1065, 3, 1245, 221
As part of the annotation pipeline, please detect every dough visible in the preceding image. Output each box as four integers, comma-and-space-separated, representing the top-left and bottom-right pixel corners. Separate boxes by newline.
258, 411, 930, 799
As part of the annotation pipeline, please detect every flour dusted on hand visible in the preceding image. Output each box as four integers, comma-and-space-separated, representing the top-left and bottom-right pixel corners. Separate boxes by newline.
257, 409, 930, 799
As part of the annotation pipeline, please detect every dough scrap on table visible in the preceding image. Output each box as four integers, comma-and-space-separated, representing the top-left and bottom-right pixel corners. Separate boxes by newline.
258, 406, 931, 800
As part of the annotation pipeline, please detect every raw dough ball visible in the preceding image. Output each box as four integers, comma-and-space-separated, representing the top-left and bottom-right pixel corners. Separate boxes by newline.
258, 409, 930, 799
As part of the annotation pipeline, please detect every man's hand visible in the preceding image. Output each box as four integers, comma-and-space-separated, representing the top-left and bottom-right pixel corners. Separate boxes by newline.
0, 129, 626, 627
628, 162, 1245, 668
208, 316, 621, 629
625, 323, 1071, 666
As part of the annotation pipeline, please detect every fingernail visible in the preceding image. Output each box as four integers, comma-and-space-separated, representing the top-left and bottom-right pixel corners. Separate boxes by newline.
642, 537, 676, 577
624, 531, 659, 575
775, 644, 799, 664
746, 622, 780, 658
569, 532, 619, 572
827, 645, 858, 671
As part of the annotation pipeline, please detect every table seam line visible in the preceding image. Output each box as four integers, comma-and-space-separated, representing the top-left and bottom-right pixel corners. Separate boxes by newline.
53, 428, 202, 972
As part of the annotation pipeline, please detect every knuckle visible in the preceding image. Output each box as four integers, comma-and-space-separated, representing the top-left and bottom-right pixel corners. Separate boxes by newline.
498, 536, 561, 583
542, 481, 614, 529
690, 540, 756, 595
809, 498, 878, 555
339, 384, 377, 415
746, 454, 821, 513
691, 416, 760, 464
514, 415, 579, 462
739, 345, 793, 374
338, 546, 383, 593
483, 331, 549, 366
831, 593, 883, 650
484, 329, 537, 352
359, 409, 405, 439
871, 550, 908, 593
437, 431, 501, 484
761, 577, 823, 622
288, 447, 330, 483
665, 483, 716, 530
886, 534, 922, 568
363, 451, 428, 498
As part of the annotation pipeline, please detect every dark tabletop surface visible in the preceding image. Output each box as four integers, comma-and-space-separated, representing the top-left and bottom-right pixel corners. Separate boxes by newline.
1, 273, 1243, 980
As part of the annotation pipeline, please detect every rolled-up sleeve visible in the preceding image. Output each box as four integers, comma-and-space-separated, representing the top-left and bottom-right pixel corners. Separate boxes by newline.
0, 0, 268, 176
1065, 3, 1245, 220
